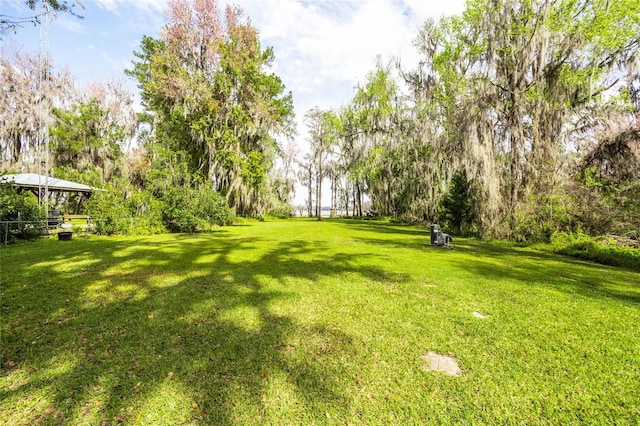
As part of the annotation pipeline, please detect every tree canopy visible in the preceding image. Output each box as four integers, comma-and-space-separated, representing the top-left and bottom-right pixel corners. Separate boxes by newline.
303, 0, 640, 240
127, 0, 294, 216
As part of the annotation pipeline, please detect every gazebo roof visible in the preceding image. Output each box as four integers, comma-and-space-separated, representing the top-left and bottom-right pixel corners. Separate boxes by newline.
1, 173, 99, 194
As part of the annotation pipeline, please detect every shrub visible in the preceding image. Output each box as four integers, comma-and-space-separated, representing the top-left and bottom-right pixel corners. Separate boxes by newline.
510, 193, 574, 243
264, 210, 290, 220
162, 187, 234, 233
85, 190, 132, 235
538, 231, 640, 271
0, 183, 46, 242
85, 187, 166, 235
124, 190, 166, 235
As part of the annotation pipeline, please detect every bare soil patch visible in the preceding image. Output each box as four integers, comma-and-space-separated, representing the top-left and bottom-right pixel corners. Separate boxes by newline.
421, 352, 462, 376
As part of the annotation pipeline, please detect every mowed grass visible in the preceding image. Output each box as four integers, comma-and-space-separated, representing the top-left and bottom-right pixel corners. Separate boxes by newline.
1, 219, 639, 425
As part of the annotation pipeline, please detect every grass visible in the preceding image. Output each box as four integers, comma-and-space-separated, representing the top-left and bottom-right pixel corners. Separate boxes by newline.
1, 218, 639, 425
531, 232, 640, 272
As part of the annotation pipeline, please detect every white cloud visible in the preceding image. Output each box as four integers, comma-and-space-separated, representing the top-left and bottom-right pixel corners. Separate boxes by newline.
94, 0, 167, 13
94, 0, 119, 13
53, 14, 86, 33
238, 0, 466, 113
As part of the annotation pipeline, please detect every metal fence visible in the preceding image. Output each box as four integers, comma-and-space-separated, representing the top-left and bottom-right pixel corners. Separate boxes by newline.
1, 218, 94, 246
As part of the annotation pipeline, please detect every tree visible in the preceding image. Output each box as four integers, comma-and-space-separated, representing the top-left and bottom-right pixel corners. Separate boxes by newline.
344, 62, 432, 220
570, 128, 640, 235
297, 155, 315, 217
279, 140, 300, 205
324, 0, 639, 239
407, 0, 640, 238
0, 47, 76, 174
440, 170, 474, 235
127, 0, 294, 216
50, 97, 124, 183
265, 139, 299, 215
305, 107, 340, 220
337, 105, 368, 217
1, 0, 83, 32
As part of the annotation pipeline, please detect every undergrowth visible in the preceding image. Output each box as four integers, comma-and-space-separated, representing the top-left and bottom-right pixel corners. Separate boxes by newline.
533, 231, 640, 271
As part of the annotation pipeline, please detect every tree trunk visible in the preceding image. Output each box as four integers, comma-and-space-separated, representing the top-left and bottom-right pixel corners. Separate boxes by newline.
330, 170, 337, 217
316, 160, 322, 220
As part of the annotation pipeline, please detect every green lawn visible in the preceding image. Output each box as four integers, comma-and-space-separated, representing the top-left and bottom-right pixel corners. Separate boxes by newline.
1, 219, 639, 425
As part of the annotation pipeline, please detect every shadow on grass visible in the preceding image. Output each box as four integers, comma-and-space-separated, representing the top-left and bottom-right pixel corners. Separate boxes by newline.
3, 220, 637, 424
329, 218, 429, 237
328, 221, 639, 305
329, 219, 432, 252
0, 229, 393, 424
449, 239, 640, 305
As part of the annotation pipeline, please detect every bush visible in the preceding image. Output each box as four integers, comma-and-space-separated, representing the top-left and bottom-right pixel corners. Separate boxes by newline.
0, 183, 46, 242
85, 190, 132, 235
264, 210, 290, 220
510, 193, 573, 243
124, 190, 166, 235
162, 187, 234, 233
536, 231, 640, 271
85, 187, 166, 235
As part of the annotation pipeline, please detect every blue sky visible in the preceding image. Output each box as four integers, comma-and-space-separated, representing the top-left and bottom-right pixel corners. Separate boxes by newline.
2, 0, 465, 118
2, 0, 465, 203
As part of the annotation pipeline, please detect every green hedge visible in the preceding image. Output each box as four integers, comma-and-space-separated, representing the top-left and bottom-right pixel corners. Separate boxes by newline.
162, 187, 234, 233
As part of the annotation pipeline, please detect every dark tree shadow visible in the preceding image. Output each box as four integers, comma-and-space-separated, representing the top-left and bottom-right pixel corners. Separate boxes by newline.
1, 227, 403, 424
448, 239, 640, 305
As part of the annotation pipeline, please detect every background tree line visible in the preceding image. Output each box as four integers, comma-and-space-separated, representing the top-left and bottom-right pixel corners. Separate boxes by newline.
302, 0, 639, 242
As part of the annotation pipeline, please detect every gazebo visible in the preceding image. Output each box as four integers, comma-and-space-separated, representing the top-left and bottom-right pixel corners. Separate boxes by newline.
1, 173, 96, 196
1, 173, 101, 224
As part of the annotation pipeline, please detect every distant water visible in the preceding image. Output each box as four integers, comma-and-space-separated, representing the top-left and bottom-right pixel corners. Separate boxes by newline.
292, 208, 350, 217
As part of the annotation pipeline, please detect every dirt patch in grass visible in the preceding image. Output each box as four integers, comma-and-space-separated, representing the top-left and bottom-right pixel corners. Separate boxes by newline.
421, 352, 462, 376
